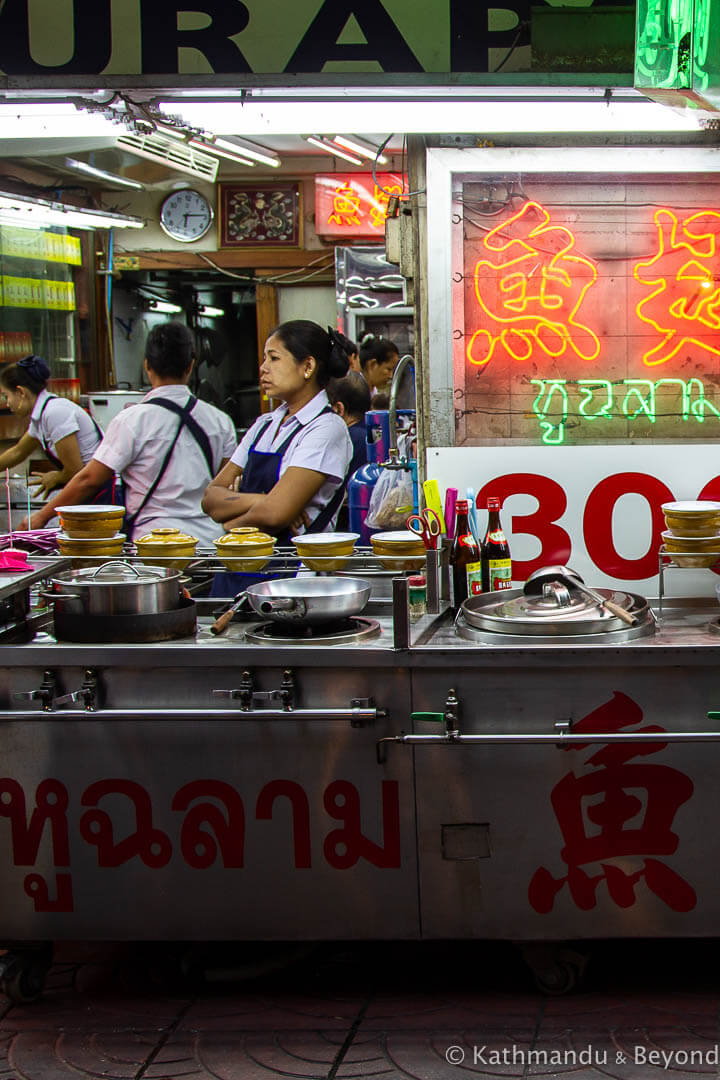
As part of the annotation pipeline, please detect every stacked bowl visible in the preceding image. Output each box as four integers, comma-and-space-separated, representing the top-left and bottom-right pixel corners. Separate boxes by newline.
291, 532, 359, 572
214, 527, 276, 571
370, 529, 426, 571
56, 505, 127, 566
661, 501, 720, 567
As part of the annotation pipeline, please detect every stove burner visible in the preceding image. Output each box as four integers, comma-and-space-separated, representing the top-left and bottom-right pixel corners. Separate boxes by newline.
244, 615, 381, 645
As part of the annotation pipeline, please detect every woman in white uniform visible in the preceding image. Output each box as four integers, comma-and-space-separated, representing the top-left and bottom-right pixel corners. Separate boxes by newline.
0, 354, 109, 500
203, 320, 353, 542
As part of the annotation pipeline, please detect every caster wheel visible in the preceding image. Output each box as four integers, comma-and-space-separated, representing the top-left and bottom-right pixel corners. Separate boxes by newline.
2, 961, 48, 1004
533, 961, 580, 997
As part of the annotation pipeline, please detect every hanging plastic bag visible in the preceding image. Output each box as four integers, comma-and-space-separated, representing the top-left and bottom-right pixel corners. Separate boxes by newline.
365, 465, 414, 530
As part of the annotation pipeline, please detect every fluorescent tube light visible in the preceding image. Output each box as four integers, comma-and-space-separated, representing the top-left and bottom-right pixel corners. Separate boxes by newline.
161, 95, 704, 137
188, 136, 255, 167
0, 102, 123, 139
304, 136, 363, 166
0, 191, 144, 230
214, 138, 281, 168
332, 136, 389, 165
62, 157, 144, 190
148, 299, 183, 314
198, 305, 225, 318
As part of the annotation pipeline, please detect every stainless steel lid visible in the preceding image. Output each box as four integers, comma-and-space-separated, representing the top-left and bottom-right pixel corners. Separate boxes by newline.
460, 586, 650, 637
51, 561, 180, 586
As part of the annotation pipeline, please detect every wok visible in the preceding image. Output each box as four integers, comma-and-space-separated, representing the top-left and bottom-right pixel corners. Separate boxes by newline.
246, 576, 371, 626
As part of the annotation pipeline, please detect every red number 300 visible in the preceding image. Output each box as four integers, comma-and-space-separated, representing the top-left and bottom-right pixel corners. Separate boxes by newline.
477, 473, 720, 580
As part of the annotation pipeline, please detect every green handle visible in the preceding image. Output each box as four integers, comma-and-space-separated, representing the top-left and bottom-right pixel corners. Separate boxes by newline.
707, 712, 720, 719
410, 711, 445, 724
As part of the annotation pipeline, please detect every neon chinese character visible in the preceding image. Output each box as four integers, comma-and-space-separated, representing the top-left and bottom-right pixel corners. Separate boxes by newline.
634, 208, 720, 366
528, 691, 696, 913
328, 183, 362, 228
369, 182, 402, 230
467, 201, 600, 369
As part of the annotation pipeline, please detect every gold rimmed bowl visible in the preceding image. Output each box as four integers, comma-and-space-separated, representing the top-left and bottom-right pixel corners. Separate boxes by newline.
214, 528, 276, 572
56, 504, 126, 539
291, 532, 359, 572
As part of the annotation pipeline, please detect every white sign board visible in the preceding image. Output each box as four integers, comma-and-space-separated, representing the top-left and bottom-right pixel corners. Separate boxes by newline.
427, 445, 720, 598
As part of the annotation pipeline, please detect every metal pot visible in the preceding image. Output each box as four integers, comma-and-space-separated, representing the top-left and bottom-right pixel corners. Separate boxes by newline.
245, 577, 371, 626
42, 560, 185, 617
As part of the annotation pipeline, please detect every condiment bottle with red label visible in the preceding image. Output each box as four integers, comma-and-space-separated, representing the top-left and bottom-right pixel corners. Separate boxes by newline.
451, 498, 483, 606
481, 496, 512, 591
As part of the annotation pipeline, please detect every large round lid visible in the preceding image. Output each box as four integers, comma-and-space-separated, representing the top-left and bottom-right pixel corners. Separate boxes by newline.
52, 560, 180, 586
461, 585, 646, 636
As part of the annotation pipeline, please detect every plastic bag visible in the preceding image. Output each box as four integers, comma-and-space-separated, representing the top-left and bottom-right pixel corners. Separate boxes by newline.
365, 466, 414, 530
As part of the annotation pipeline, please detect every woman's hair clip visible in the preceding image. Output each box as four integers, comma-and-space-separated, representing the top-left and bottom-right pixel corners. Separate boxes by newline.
18, 354, 50, 383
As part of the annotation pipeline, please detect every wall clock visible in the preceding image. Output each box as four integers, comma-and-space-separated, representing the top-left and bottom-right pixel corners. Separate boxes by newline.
159, 189, 214, 243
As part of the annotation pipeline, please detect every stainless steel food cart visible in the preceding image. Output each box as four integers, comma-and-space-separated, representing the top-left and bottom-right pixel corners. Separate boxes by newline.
1, 553, 719, 998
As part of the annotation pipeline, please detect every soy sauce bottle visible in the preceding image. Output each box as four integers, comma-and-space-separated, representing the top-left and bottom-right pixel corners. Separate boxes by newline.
451, 499, 483, 606
481, 496, 512, 591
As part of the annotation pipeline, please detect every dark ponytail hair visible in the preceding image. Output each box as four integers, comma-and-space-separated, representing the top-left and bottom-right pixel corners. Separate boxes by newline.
0, 355, 50, 396
269, 320, 354, 388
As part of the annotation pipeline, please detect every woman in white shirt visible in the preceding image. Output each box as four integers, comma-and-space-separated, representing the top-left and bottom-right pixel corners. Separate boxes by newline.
0, 354, 108, 500
202, 320, 353, 543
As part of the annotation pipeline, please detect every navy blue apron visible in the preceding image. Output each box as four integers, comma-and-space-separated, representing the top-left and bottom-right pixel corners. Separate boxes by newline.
123, 395, 215, 540
37, 395, 116, 505
211, 407, 348, 596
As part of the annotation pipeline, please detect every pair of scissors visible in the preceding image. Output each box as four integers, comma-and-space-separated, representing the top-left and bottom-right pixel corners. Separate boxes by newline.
406, 508, 442, 550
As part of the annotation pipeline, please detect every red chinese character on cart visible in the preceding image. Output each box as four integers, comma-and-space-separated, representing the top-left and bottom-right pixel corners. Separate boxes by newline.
528, 691, 696, 913
369, 181, 402, 230
467, 200, 600, 369
328, 183, 362, 228
634, 208, 720, 366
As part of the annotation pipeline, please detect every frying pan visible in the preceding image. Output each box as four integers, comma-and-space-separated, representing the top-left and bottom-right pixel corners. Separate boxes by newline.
246, 576, 371, 626
524, 565, 638, 626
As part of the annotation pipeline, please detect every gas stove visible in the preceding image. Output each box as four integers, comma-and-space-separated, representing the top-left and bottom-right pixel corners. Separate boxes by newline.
244, 615, 382, 645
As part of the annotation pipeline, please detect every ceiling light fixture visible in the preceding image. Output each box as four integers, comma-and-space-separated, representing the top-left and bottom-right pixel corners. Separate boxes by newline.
198, 304, 225, 318
0, 191, 144, 230
215, 138, 281, 168
161, 92, 704, 137
331, 136, 389, 165
188, 136, 255, 167
304, 136, 363, 166
62, 157, 144, 190
147, 299, 183, 314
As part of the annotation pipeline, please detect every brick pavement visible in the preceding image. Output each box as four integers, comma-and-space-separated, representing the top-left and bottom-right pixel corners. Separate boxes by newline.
0, 939, 717, 1079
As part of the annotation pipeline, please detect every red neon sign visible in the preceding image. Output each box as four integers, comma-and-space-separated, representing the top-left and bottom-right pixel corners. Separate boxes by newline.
315, 172, 406, 237
634, 208, 720, 366
467, 200, 600, 369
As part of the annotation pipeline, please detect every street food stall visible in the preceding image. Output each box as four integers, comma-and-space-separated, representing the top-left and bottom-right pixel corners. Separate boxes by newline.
2, 0, 720, 1007
0, 516, 718, 1001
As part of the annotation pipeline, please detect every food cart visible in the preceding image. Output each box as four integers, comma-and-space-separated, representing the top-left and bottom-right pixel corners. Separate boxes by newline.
0, 539, 719, 1002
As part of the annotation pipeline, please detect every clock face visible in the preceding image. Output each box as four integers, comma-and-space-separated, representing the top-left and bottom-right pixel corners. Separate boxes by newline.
159, 189, 214, 242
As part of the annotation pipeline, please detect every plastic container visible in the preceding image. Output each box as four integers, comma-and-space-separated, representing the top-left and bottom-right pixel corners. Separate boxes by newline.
348, 462, 383, 546
408, 574, 427, 620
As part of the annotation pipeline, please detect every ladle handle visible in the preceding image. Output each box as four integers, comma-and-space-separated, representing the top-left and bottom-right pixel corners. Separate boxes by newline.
210, 606, 236, 636
600, 599, 638, 626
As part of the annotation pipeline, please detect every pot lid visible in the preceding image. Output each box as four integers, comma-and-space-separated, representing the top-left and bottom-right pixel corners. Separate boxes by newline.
53, 560, 179, 585
460, 585, 646, 636
135, 527, 198, 546
215, 530, 274, 547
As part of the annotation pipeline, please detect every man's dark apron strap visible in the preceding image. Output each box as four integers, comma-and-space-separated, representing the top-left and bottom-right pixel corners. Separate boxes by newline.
124, 396, 209, 537
145, 396, 215, 475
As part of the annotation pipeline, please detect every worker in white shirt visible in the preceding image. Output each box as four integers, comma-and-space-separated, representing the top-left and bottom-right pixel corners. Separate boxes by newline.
0, 355, 110, 501
29, 323, 236, 546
